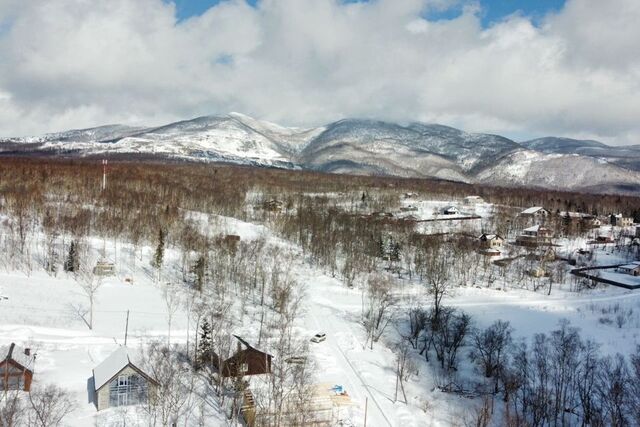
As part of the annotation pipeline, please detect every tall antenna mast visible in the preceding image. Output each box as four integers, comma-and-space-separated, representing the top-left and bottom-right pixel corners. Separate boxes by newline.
102, 159, 108, 191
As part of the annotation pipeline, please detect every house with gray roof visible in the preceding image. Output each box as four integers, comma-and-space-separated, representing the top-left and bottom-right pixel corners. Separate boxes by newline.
93, 346, 157, 411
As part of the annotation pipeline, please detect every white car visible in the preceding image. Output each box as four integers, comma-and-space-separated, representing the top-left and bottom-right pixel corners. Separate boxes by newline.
311, 333, 327, 343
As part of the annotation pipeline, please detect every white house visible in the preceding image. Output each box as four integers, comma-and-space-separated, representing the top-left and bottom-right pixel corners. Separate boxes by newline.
479, 234, 504, 249
520, 207, 550, 217
610, 214, 634, 227
93, 347, 158, 411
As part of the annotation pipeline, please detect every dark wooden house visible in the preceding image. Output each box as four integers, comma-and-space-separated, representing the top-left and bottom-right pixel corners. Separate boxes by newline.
1, 343, 34, 392
216, 336, 272, 377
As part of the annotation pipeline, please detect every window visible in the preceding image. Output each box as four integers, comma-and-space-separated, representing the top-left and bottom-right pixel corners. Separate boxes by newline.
118, 375, 129, 387
110, 373, 148, 408
240, 363, 249, 374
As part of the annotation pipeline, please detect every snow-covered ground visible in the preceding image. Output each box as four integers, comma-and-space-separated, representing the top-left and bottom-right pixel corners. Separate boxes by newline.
1, 198, 639, 426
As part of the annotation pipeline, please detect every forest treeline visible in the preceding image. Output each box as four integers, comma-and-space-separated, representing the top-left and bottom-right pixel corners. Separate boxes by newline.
0, 158, 638, 248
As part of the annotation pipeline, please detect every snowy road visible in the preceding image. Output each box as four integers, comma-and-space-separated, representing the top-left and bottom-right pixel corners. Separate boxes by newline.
306, 303, 394, 427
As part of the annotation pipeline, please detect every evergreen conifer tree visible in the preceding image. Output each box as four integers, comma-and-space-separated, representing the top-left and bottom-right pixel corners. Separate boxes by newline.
197, 319, 212, 368
64, 241, 79, 272
152, 228, 165, 269
193, 255, 206, 292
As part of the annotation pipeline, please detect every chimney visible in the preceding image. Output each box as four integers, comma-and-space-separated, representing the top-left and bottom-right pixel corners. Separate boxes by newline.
24, 348, 31, 357
7, 343, 15, 359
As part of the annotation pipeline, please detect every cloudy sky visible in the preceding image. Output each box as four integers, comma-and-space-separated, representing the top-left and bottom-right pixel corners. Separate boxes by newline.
0, 0, 638, 145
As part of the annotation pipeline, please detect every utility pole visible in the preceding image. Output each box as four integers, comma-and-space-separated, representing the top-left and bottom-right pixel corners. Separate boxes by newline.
364, 397, 368, 427
124, 310, 130, 346
102, 159, 108, 192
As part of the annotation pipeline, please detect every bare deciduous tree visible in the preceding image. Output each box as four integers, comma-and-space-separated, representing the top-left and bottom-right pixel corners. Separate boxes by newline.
469, 320, 513, 392
363, 275, 397, 349
78, 264, 104, 330
27, 384, 76, 427
141, 342, 197, 427
0, 390, 24, 427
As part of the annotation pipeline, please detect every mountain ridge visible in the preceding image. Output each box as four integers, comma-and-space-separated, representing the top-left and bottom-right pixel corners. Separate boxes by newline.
2, 114, 639, 194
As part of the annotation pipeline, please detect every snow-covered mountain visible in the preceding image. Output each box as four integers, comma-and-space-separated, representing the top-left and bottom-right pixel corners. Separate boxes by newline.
2, 114, 640, 194
522, 137, 640, 173
299, 119, 521, 181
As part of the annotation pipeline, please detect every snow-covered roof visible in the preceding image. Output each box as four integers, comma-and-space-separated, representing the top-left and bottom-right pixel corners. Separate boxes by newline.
93, 346, 149, 390
619, 262, 640, 270
480, 234, 502, 240
0, 343, 34, 370
523, 225, 544, 232
521, 206, 546, 215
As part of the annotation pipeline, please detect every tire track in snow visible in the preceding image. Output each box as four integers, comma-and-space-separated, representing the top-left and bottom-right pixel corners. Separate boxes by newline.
333, 339, 394, 427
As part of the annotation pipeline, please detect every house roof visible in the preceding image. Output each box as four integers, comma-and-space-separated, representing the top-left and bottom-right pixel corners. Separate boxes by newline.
93, 346, 154, 390
619, 262, 640, 270
444, 206, 459, 211
521, 207, 547, 215
523, 225, 548, 233
0, 343, 34, 371
480, 234, 502, 240
233, 335, 272, 357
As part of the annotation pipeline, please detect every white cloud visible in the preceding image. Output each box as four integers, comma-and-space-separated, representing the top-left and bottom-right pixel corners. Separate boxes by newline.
0, 0, 638, 145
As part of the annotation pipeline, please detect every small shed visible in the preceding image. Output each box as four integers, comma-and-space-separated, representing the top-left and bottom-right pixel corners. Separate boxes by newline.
93, 261, 115, 276
399, 205, 418, 212
263, 199, 284, 212
527, 267, 549, 278
1, 343, 34, 392
595, 235, 614, 244
617, 262, 640, 277
443, 206, 460, 215
93, 347, 158, 411
464, 196, 484, 205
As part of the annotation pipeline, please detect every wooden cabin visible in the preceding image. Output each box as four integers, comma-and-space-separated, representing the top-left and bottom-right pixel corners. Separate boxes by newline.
93, 347, 158, 411
215, 336, 272, 377
1, 343, 34, 392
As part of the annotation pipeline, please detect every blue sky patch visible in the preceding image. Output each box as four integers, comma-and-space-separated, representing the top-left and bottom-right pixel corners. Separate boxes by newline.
167, 0, 566, 27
